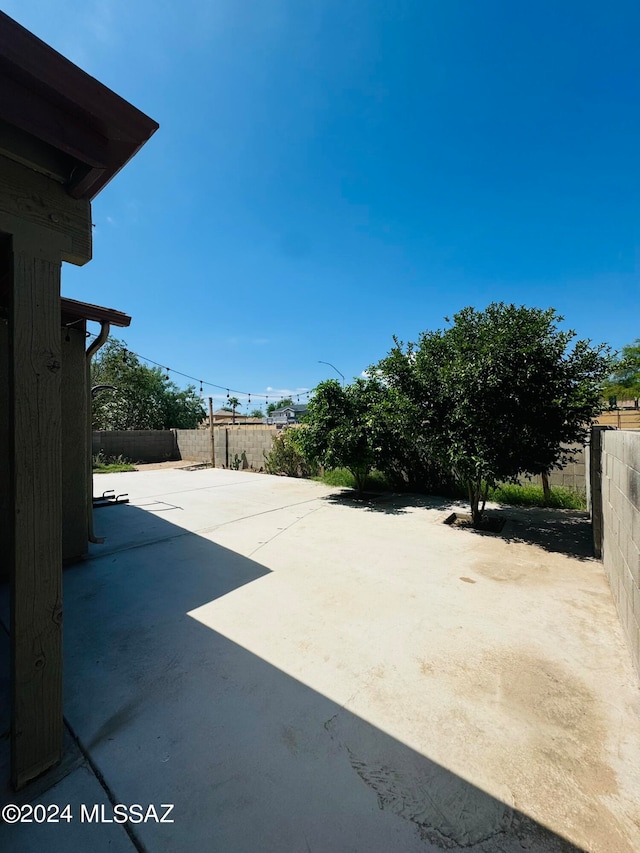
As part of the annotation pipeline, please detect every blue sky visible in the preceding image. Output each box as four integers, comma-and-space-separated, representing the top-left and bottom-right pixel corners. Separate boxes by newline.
7, 1, 640, 410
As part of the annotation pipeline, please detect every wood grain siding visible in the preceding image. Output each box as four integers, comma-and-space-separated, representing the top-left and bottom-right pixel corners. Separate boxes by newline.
0, 154, 91, 265
9, 243, 63, 789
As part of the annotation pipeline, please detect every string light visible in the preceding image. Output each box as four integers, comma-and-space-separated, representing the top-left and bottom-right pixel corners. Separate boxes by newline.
86, 332, 316, 402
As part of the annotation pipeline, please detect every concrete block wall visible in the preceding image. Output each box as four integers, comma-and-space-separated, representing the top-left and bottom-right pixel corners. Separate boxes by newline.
600, 430, 640, 677
173, 429, 211, 463
93, 430, 177, 463
91, 427, 278, 467
212, 426, 278, 470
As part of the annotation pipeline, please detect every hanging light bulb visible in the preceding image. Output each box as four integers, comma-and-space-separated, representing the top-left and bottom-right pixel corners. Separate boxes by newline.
200, 380, 203, 394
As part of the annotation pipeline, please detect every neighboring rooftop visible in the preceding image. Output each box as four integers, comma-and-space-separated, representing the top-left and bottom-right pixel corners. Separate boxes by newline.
271, 404, 308, 414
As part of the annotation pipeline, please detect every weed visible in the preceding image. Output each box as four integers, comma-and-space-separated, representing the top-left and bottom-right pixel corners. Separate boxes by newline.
93, 452, 136, 473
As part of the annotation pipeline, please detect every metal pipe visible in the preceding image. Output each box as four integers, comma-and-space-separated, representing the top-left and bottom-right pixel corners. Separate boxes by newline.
86, 321, 110, 544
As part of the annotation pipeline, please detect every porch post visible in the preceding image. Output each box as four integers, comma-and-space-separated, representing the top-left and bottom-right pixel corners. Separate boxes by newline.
8, 234, 64, 789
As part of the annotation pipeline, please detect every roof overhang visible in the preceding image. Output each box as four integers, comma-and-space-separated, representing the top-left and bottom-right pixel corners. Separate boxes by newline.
0, 12, 158, 200
60, 297, 131, 328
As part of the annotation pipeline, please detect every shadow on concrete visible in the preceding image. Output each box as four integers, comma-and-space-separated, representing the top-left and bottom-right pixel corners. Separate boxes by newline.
320, 490, 454, 516
498, 507, 594, 561
322, 492, 595, 561
1, 505, 587, 852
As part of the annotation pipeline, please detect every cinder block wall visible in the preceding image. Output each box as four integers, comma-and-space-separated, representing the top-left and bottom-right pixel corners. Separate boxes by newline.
213, 426, 277, 469
93, 430, 177, 463
173, 429, 211, 463
600, 430, 640, 677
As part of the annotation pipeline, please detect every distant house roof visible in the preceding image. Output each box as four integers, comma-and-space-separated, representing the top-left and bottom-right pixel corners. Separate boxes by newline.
271, 403, 308, 415
0, 11, 159, 200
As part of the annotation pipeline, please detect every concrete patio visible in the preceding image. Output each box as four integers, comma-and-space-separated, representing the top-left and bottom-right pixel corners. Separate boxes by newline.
1, 468, 639, 852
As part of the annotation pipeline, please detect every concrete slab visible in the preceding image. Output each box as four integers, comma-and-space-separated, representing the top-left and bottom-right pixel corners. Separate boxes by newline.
2, 469, 640, 851
0, 763, 136, 853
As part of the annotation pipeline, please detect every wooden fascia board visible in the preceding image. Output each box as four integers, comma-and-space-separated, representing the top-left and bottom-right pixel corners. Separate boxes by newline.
0, 12, 158, 201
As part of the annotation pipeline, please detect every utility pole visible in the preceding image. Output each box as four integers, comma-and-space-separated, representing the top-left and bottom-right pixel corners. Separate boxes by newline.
209, 397, 215, 468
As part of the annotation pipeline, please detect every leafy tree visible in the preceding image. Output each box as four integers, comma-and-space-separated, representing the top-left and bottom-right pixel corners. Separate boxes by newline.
602, 339, 640, 408
376, 304, 610, 525
297, 379, 398, 492
249, 408, 265, 419
266, 397, 293, 416
91, 338, 206, 430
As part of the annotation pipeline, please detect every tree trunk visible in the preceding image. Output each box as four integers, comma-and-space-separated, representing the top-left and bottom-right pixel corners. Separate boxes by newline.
468, 480, 482, 527
541, 470, 551, 505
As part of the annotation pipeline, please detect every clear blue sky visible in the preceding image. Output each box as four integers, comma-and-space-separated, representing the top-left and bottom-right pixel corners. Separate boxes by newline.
7, 1, 640, 410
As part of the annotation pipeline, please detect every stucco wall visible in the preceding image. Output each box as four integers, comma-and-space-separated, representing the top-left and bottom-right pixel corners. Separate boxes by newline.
600, 430, 640, 677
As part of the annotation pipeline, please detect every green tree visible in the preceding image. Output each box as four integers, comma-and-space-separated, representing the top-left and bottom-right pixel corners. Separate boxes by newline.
266, 397, 293, 416
249, 408, 265, 419
376, 304, 610, 525
91, 338, 206, 430
602, 339, 640, 408
297, 379, 397, 492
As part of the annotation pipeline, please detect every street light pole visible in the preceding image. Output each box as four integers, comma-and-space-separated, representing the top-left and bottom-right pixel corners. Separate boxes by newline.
318, 360, 345, 386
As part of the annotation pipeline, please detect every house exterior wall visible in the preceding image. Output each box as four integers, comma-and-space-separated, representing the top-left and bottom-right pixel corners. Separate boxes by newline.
0, 319, 8, 581
61, 325, 88, 561
0, 321, 89, 571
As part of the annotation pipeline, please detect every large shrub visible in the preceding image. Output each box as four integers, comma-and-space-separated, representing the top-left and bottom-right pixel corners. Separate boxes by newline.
376, 303, 610, 525
264, 428, 318, 478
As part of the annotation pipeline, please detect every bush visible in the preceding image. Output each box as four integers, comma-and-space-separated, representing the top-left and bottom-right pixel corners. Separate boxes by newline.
264, 429, 318, 478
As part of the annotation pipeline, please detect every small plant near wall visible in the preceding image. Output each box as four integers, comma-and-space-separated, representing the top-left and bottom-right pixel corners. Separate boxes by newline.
92, 452, 136, 473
